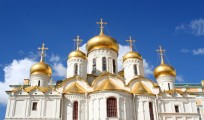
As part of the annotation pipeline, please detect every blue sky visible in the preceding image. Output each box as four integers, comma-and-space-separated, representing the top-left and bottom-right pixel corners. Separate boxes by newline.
1, 0, 204, 119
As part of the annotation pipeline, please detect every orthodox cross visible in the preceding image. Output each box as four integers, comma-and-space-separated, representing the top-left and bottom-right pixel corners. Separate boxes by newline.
73, 35, 83, 50
156, 46, 166, 64
96, 18, 107, 34
126, 36, 135, 51
38, 43, 48, 62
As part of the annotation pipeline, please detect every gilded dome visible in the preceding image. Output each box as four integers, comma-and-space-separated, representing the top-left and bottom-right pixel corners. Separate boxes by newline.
123, 51, 142, 62
154, 63, 176, 79
30, 62, 52, 76
68, 50, 86, 59
86, 33, 119, 53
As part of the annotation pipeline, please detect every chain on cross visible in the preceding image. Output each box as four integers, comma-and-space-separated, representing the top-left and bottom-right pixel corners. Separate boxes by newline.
96, 18, 107, 34
126, 36, 136, 51
156, 46, 166, 64
38, 43, 48, 62
74, 35, 83, 50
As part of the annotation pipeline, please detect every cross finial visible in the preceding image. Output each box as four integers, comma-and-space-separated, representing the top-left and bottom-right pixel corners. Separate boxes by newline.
126, 36, 136, 51
73, 35, 83, 50
38, 43, 48, 62
96, 18, 107, 35
156, 46, 166, 64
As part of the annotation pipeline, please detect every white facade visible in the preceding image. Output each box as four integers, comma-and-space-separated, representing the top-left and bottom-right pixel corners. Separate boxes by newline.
156, 75, 175, 91
30, 74, 51, 87
123, 58, 144, 84
87, 49, 118, 76
67, 57, 87, 80
4, 21, 203, 120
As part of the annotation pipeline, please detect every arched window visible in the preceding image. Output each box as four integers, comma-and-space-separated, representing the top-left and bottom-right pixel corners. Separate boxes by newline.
134, 64, 138, 75
168, 83, 170, 90
113, 59, 116, 74
73, 101, 78, 120
102, 57, 107, 71
107, 97, 117, 117
149, 102, 154, 120
92, 58, 96, 74
74, 64, 78, 75
38, 81, 40, 86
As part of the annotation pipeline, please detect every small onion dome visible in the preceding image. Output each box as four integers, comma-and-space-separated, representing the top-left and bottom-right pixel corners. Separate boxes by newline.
30, 62, 52, 77
154, 64, 176, 79
86, 33, 119, 53
68, 50, 86, 59
123, 51, 142, 62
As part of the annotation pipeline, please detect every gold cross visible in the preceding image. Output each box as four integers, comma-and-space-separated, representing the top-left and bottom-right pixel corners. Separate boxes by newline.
126, 36, 136, 51
156, 46, 166, 64
96, 18, 107, 34
73, 35, 83, 50
38, 43, 48, 62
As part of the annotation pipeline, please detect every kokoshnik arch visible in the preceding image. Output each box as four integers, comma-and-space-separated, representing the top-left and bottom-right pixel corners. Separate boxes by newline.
4, 19, 204, 120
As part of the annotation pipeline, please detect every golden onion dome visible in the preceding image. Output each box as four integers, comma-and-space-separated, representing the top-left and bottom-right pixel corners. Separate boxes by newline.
123, 51, 142, 62
154, 46, 176, 79
68, 50, 86, 59
86, 32, 119, 53
154, 63, 176, 79
30, 43, 52, 77
30, 61, 52, 77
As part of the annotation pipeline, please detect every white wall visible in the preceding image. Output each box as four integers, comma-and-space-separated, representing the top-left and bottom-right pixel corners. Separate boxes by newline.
30, 74, 50, 87
156, 75, 175, 91
5, 92, 61, 120
67, 57, 87, 80
87, 49, 118, 76
88, 91, 134, 120
123, 58, 144, 84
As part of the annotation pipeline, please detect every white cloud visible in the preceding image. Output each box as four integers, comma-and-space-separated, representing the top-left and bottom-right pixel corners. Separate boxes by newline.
79, 44, 87, 54
53, 63, 67, 77
193, 48, 204, 55
181, 48, 204, 55
49, 54, 60, 62
190, 19, 204, 36
181, 48, 190, 53
176, 75, 185, 82
117, 45, 131, 71
0, 58, 36, 104
0, 52, 68, 105
143, 59, 153, 77
175, 24, 185, 31
176, 18, 204, 36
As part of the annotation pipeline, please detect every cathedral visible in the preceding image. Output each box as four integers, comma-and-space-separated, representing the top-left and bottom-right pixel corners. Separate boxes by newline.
4, 19, 204, 120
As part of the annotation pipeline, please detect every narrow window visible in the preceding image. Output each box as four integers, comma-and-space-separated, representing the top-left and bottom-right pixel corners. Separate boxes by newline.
149, 102, 154, 120
175, 105, 179, 113
92, 59, 96, 74
32, 102, 37, 111
168, 83, 170, 90
197, 108, 200, 113
113, 59, 116, 74
134, 64, 138, 75
38, 81, 40, 86
73, 101, 78, 120
102, 57, 107, 71
74, 64, 78, 75
107, 97, 117, 117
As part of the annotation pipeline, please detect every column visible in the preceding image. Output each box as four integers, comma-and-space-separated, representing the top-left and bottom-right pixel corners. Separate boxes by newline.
117, 97, 120, 118
78, 100, 81, 120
